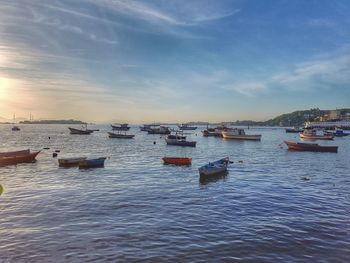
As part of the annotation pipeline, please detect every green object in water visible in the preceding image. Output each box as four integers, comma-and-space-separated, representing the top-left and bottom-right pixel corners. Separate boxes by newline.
0, 184, 3, 196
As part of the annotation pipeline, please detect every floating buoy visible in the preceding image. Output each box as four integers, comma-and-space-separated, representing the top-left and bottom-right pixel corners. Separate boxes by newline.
48, 136, 51, 140
0, 184, 3, 196
52, 153, 58, 158
153, 141, 156, 145
238, 160, 244, 163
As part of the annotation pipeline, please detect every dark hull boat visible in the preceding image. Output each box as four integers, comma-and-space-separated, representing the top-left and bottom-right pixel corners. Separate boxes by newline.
79, 157, 106, 169
178, 124, 197, 130
285, 127, 303, 133
69, 127, 93, 135
284, 141, 338, 153
148, 126, 171, 135
108, 132, 135, 139
165, 139, 196, 147
198, 158, 229, 178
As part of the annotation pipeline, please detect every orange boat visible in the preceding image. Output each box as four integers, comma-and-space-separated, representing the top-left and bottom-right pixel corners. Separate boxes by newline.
162, 157, 192, 166
0, 151, 40, 166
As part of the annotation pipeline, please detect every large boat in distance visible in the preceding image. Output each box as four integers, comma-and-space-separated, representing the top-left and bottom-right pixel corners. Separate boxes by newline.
222, 128, 261, 141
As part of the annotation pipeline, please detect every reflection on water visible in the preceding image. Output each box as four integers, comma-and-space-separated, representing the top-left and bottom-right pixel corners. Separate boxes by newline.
199, 171, 228, 186
0, 124, 350, 262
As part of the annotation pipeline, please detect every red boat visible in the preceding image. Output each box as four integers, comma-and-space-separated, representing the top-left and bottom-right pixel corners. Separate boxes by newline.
0, 149, 30, 157
284, 141, 338, 153
0, 151, 40, 166
162, 157, 192, 166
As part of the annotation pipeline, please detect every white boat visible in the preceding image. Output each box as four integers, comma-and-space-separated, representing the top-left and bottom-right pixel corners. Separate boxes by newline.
222, 129, 261, 141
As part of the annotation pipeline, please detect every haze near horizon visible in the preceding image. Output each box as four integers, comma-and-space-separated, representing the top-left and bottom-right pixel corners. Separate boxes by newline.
1, 0, 350, 123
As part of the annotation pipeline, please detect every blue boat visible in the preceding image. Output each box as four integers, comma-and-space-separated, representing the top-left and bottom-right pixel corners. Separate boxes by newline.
332, 129, 349, 137
198, 158, 229, 177
79, 157, 106, 169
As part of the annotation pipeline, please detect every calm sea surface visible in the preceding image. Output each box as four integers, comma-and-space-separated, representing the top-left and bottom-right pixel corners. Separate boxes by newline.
0, 124, 349, 262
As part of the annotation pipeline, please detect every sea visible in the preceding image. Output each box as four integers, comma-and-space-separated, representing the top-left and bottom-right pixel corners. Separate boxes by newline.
0, 124, 349, 262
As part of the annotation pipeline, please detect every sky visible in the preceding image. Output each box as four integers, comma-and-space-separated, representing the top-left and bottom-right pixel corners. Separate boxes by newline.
0, 0, 350, 123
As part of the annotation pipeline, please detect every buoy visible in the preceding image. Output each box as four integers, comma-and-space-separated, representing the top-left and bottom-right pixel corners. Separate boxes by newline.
55, 150, 60, 153
43, 147, 50, 150
238, 160, 244, 163
0, 184, 3, 196
153, 141, 156, 145
53, 153, 58, 158
300, 176, 310, 181
48, 136, 51, 140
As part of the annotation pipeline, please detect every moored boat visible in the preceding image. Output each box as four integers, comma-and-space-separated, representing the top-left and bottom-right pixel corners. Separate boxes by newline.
69, 127, 94, 135
162, 157, 192, 166
12, 126, 20, 131
79, 157, 106, 169
284, 141, 338, 153
0, 151, 40, 166
178, 124, 197, 130
202, 125, 230, 137
331, 129, 349, 137
222, 129, 261, 141
111, 124, 130, 131
58, 157, 87, 167
148, 126, 171, 135
198, 158, 229, 177
108, 132, 135, 139
300, 129, 333, 140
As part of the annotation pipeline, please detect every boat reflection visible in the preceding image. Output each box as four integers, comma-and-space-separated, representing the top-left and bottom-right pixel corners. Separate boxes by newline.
199, 171, 228, 186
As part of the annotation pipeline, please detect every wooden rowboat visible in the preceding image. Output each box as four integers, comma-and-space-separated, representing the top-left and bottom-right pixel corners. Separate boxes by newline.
162, 157, 192, 166
69, 127, 93, 135
284, 141, 338, 153
58, 157, 87, 167
0, 151, 40, 166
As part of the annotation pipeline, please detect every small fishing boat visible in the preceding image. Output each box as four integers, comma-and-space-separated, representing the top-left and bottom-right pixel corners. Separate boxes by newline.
140, 124, 158, 132
162, 157, 192, 166
108, 132, 135, 139
69, 126, 94, 135
284, 141, 338, 153
79, 157, 106, 169
12, 126, 20, 131
58, 157, 87, 167
285, 127, 303, 133
222, 128, 261, 141
300, 129, 333, 140
165, 133, 196, 147
198, 158, 229, 177
0, 151, 40, 166
111, 124, 130, 131
148, 126, 171, 135
178, 124, 197, 130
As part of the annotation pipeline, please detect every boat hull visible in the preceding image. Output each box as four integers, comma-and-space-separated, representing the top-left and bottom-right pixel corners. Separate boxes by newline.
69, 127, 93, 135
0, 151, 40, 166
222, 133, 261, 141
0, 149, 30, 157
108, 132, 135, 139
79, 157, 106, 169
162, 157, 192, 166
284, 141, 338, 153
58, 157, 87, 167
165, 139, 196, 147
300, 133, 333, 140
111, 124, 130, 131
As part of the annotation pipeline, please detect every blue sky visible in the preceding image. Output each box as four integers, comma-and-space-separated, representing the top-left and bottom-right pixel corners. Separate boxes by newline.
0, 0, 350, 123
